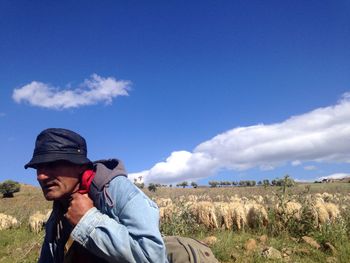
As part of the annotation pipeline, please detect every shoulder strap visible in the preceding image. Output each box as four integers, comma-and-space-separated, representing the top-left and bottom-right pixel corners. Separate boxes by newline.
88, 159, 127, 209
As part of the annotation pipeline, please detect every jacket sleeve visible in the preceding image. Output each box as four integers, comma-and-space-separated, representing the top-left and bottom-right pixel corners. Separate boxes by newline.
70, 176, 167, 263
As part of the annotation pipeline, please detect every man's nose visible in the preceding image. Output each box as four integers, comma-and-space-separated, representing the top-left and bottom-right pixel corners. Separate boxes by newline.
37, 170, 52, 181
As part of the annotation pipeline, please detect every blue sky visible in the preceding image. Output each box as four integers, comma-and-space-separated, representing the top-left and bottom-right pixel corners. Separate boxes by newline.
1, 1, 349, 186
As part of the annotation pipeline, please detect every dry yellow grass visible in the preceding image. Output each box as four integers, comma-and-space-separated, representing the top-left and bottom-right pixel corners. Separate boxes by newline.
0, 184, 51, 224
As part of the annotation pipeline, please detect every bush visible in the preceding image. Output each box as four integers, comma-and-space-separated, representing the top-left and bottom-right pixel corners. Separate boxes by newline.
176, 181, 188, 188
0, 180, 21, 198
160, 202, 201, 236
191, 182, 198, 188
148, 183, 157, 192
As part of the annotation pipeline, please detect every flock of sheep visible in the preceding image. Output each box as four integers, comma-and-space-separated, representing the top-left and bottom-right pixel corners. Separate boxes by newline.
156, 192, 348, 231
0, 213, 19, 231
0, 210, 51, 233
0, 192, 348, 233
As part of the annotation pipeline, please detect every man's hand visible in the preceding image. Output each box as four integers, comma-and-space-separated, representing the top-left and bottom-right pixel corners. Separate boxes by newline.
65, 193, 94, 226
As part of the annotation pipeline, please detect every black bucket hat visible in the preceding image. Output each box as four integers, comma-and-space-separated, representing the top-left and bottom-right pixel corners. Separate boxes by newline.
25, 128, 91, 169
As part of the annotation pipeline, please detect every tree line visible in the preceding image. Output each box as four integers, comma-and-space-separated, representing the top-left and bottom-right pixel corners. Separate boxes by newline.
143, 175, 295, 192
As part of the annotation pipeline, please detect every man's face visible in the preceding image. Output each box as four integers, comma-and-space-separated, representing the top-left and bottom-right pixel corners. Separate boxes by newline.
36, 160, 84, 201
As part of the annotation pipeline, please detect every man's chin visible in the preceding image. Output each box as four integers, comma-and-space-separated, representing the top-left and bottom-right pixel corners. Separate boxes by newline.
42, 189, 61, 201
44, 193, 57, 201
43, 191, 71, 201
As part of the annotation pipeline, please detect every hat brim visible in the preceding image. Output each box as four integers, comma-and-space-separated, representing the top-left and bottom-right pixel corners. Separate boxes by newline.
24, 153, 91, 169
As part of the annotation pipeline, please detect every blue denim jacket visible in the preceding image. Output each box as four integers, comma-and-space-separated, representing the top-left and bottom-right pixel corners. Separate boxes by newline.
38, 169, 167, 262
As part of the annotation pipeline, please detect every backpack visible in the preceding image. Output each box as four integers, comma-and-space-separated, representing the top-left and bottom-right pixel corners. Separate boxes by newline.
164, 236, 219, 263
79, 159, 219, 263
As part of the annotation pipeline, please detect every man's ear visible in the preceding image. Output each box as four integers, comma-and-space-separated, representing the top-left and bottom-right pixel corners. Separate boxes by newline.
79, 164, 89, 175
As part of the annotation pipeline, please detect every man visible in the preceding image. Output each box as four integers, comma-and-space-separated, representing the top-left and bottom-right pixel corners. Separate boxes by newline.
25, 128, 167, 263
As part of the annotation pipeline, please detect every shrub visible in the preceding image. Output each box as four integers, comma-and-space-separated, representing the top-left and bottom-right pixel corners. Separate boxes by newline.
209, 181, 219, 188
0, 180, 20, 198
191, 182, 198, 188
148, 183, 157, 192
160, 202, 201, 236
176, 181, 188, 188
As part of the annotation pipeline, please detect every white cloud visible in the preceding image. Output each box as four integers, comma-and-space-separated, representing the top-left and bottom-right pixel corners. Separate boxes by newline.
12, 74, 130, 110
130, 92, 350, 184
291, 160, 302, 166
318, 173, 350, 180
304, 165, 317, 171
133, 151, 218, 184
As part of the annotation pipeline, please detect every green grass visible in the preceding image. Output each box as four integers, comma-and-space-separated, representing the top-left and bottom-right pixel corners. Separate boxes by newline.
0, 227, 43, 263
189, 227, 350, 263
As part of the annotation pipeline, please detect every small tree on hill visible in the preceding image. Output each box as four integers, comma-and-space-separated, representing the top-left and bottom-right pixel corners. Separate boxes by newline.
239, 180, 246, 187
148, 183, 157, 192
223, 181, 231, 187
191, 182, 198, 188
177, 181, 188, 188
208, 181, 219, 188
0, 180, 20, 198
262, 179, 270, 187
247, 180, 256, 187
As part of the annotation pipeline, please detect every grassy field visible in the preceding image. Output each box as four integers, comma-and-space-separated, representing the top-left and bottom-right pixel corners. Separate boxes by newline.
1, 183, 350, 262
144, 182, 350, 199
0, 185, 51, 263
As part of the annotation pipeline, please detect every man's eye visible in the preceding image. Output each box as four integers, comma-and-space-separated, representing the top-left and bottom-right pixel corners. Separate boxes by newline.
47, 163, 55, 169
36, 163, 56, 170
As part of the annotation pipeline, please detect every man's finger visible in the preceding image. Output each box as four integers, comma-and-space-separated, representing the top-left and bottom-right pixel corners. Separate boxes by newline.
70, 192, 81, 199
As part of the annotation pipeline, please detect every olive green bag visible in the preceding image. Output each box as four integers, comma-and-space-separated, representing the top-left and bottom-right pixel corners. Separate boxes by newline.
164, 236, 219, 263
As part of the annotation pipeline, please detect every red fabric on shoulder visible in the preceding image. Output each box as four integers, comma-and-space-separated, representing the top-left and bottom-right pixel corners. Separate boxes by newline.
79, 170, 95, 194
